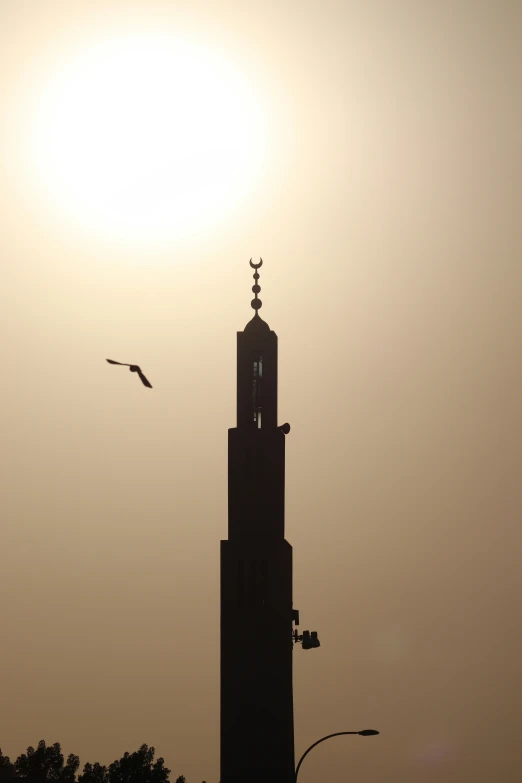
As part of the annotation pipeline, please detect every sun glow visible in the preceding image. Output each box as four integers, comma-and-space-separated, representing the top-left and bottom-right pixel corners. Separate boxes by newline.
27, 32, 268, 244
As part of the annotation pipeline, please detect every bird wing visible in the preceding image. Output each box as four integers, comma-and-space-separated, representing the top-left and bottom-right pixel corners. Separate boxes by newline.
137, 368, 153, 388
106, 359, 131, 366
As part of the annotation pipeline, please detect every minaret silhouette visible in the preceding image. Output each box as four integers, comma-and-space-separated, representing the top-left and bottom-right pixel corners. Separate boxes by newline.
220, 260, 318, 783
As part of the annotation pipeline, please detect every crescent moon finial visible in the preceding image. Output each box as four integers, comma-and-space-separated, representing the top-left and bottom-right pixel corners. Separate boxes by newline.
249, 257, 263, 311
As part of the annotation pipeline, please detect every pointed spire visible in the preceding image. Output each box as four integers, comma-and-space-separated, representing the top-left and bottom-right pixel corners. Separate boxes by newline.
245, 258, 269, 332
250, 258, 263, 311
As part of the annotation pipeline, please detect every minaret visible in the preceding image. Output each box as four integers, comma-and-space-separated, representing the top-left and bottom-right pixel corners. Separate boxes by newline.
220, 261, 319, 783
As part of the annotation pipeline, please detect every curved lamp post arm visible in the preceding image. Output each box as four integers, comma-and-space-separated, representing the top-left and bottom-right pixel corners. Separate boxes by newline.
295, 732, 359, 781
295, 730, 379, 781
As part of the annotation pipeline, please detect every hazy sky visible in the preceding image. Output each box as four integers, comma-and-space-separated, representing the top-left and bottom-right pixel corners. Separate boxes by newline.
1, 1, 521, 781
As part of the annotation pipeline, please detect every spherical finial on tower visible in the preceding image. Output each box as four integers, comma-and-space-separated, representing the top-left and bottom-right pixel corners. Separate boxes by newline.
249, 258, 263, 311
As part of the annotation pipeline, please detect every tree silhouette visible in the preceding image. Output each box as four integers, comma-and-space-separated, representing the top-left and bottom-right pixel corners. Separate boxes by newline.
0, 750, 15, 781
15, 742, 79, 783
77, 764, 108, 783
79, 745, 170, 783
1, 743, 209, 783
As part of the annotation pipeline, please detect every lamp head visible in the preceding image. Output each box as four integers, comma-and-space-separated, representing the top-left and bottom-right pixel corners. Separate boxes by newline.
301, 630, 320, 649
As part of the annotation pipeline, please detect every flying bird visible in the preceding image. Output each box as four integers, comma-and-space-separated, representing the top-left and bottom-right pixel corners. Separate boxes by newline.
106, 359, 153, 388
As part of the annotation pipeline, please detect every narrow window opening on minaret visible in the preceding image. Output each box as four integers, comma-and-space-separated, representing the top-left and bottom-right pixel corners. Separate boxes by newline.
252, 355, 263, 427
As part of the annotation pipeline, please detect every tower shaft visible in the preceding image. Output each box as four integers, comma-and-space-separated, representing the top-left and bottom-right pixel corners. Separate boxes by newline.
220, 265, 295, 783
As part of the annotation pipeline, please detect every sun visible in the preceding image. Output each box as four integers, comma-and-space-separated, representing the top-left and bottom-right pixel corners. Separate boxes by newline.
26, 31, 268, 245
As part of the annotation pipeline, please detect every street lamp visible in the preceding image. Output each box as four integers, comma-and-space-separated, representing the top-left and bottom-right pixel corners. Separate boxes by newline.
295, 729, 379, 781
